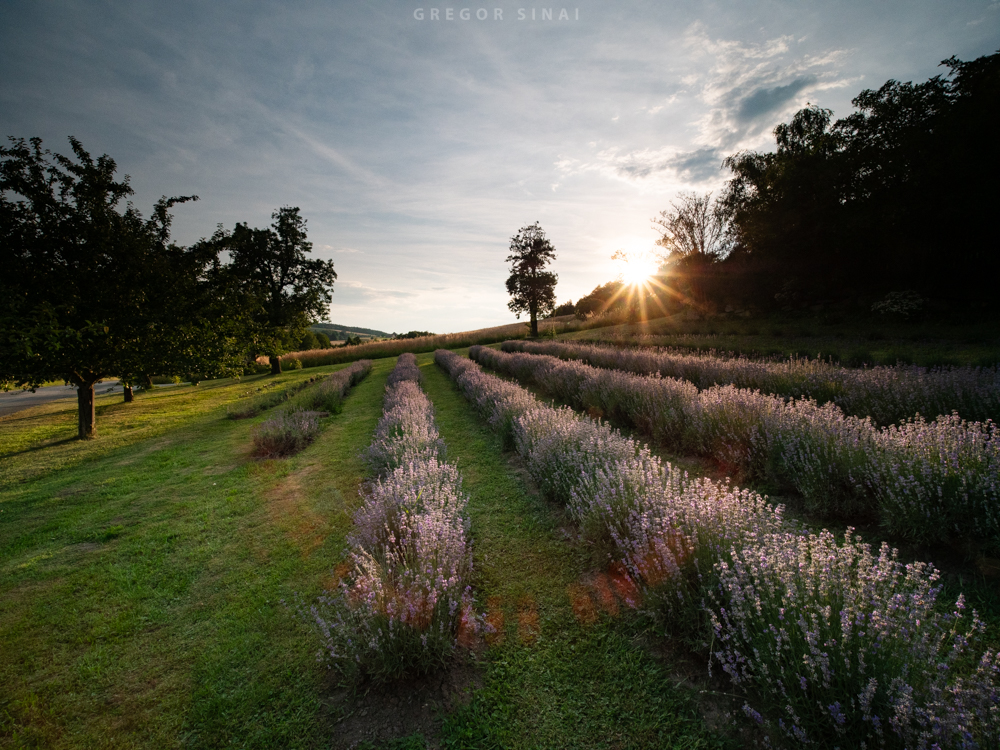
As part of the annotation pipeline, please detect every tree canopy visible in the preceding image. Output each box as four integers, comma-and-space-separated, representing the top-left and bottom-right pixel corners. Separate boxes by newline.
0, 136, 244, 438
505, 222, 558, 337
209, 207, 337, 374
715, 50, 1000, 310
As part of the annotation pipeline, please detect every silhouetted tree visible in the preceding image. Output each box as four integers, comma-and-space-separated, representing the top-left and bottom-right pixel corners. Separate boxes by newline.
717, 50, 1000, 309
0, 137, 241, 438
215, 207, 337, 374
653, 191, 734, 307
574, 281, 626, 318
506, 222, 558, 337
652, 192, 732, 261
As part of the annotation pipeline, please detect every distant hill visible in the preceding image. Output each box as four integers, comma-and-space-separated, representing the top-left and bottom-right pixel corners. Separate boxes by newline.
310, 322, 393, 340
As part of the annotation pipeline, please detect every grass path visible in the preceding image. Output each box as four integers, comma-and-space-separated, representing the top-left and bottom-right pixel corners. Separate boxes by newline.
418, 353, 729, 749
0, 360, 392, 749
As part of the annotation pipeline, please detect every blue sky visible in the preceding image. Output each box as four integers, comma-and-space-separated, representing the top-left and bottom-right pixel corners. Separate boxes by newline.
2, 0, 997, 333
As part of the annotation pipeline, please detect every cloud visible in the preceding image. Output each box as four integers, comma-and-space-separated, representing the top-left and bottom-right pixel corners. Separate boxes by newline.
679, 23, 851, 150
555, 145, 725, 186
318, 244, 363, 253
332, 280, 416, 304
735, 76, 817, 122
664, 147, 727, 182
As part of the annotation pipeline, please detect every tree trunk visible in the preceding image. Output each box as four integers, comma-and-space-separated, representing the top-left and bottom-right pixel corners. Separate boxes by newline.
530, 307, 539, 337
269, 355, 282, 375
143, 373, 154, 389
77, 382, 96, 439
123, 384, 134, 403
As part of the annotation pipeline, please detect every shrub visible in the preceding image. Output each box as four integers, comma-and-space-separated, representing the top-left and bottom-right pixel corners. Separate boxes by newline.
227, 360, 371, 419
871, 413, 1000, 543
708, 529, 991, 749
303, 354, 479, 681
473, 346, 1000, 545
501, 339, 1000, 425
292, 359, 373, 414
250, 409, 321, 457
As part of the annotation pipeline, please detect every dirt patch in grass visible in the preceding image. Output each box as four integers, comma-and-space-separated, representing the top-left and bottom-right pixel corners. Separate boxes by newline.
516, 595, 541, 645
265, 463, 329, 557
327, 661, 482, 749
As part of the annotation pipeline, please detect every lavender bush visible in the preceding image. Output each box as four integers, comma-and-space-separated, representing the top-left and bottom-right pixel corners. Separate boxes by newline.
436, 349, 1000, 747
250, 408, 321, 457
227, 374, 322, 419
709, 529, 993, 749
871, 414, 1000, 543
297, 359, 373, 413
228, 359, 372, 419
363, 379, 444, 476
304, 354, 478, 680
501, 339, 1000, 426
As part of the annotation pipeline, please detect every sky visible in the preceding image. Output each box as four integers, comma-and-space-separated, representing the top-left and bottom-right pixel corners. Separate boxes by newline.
2, 1, 998, 334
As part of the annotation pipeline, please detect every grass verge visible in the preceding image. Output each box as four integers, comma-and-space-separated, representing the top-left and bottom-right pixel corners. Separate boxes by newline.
0, 360, 392, 749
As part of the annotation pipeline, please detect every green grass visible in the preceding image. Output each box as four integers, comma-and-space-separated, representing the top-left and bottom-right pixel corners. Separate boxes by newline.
0, 371, 319, 486
0, 360, 390, 748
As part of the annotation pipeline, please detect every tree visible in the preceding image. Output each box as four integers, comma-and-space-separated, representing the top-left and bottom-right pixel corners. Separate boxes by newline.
651, 192, 734, 307
114, 204, 250, 401
0, 136, 234, 438
505, 222, 558, 337
652, 191, 732, 261
218, 207, 337, 374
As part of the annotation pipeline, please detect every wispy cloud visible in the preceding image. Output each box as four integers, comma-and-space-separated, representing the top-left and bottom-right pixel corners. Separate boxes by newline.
681, 23, 853, 150
332, 280, 416, 304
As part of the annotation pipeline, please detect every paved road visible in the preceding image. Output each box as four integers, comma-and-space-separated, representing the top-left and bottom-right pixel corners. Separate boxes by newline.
0, 382, 127, 418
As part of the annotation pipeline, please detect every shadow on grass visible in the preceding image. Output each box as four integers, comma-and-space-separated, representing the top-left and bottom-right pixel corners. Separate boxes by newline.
0, 435, 78, 459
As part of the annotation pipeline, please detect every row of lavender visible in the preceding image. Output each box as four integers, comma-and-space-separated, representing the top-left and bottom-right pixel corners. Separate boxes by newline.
302, 354, 477, 680
250, 359, 373, 457
436, 348, 999, 749
473, 345, 999, 545
501, 339, 1000, 426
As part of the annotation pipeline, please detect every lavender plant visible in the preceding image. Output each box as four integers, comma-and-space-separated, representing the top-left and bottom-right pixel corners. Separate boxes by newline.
297, 359, 373, 413
250, 408, 321, 457
871, 413, 1000, 543
304, 354, 479, 681
472, 345, 1000, 544
363, 380, 445, 475
501, 339, 1000, 426
708, 529, 993, 749
228, 359, 372, 419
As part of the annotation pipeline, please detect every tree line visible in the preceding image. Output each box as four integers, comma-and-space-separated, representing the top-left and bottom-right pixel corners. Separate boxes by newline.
656, 50, 1000, 315
1, 137, 337, 438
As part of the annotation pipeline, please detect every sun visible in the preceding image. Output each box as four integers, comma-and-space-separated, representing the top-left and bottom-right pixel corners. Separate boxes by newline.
614, 249, 660, 286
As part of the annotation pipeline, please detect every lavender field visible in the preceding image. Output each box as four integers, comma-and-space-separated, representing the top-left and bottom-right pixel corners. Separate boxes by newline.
502, 339, 1000, 425
474, 344, 1000, 546
437, 348, 1000, 748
